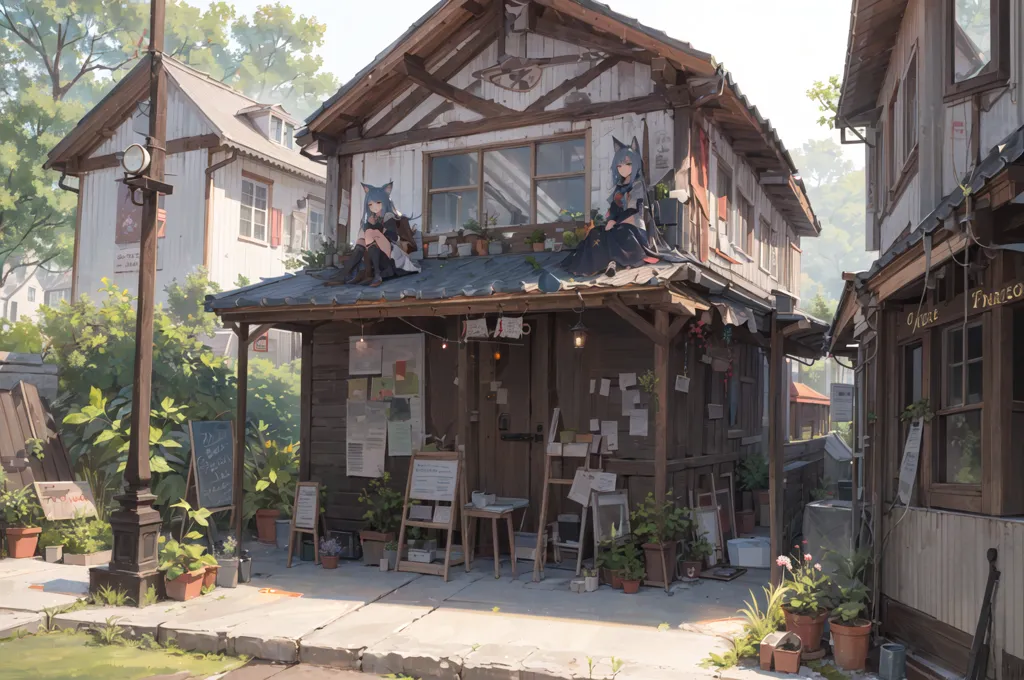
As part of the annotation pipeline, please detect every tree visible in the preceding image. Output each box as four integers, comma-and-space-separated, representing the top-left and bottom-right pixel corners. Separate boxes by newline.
806, 75, 841, 130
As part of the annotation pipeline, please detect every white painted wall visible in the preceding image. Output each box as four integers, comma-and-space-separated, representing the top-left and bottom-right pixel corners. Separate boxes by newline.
1, 267, 44, 322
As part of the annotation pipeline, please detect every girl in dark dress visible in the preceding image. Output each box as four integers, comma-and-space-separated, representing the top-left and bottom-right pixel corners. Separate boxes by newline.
340, 181, 420, 286
562, 136, 662, 278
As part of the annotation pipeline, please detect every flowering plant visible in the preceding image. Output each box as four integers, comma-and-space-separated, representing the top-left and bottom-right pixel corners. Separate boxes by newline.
319, 537, 343, 557
688, 319, 711, 349
776, 546, 834, 615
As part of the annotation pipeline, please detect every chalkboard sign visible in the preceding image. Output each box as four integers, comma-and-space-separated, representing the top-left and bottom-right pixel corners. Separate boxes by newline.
188, 420, 235, 511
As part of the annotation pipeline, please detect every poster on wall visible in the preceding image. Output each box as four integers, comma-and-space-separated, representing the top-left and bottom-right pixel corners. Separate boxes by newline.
348, 333, 425, 457
114, 182, 167, 273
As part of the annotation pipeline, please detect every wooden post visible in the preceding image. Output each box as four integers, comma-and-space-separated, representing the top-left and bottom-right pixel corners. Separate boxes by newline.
768, 311, 785, 586
299, 329, 313, 481
233, 323, 249, 557
654, 310, 669, 503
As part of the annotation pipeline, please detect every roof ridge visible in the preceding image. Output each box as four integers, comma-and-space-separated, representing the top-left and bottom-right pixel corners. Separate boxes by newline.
163, 57, 274, 111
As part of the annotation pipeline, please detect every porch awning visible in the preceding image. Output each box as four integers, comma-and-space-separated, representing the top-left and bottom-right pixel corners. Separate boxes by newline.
709, 297, 759, 333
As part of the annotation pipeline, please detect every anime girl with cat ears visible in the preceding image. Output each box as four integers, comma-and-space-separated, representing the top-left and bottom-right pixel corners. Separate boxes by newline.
339, 181, 420, 286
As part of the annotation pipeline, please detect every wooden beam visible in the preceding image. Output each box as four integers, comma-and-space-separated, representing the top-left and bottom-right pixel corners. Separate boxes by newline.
411, 101, 455, 131
650, 56, 677, 86
397, 54, 513, 117
654, 310, 669, 503
233, 323, 249, 560
667, 313, 690, 340
526, 56, 621, 113
533, 12, 648, 60
871, 231, 969, 301
75, 133, 221, 173
768, 311, 785, 586
362, 18, 496, 138
299, 330, 312, 481
340, 90, 682, 155
607, 296, 669, 346
245, 323, 275, 346
782, 318, 811, 337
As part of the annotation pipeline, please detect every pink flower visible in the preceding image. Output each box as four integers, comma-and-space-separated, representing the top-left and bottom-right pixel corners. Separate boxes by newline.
775, 555, 792, 570
801, 540, 808, 545
814, 563, 822, 571
804, 554, 813, 562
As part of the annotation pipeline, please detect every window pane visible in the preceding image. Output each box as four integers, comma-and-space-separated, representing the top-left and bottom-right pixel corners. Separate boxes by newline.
240, 211, 252, 238
536, 176, 586, 224
938, 410, 981, 484
429, 190, 479, 233
967, 361, 983, 404
949, 327, 963, 364
271, 117, 283, 142
967, 324, 982, 359
242, 180, 254, 206
536, 139, 585, 175
255, 185, 268, 211
904, 344, 923, 407
430, 153, 478, 189
953, 0, 992, 82
483, 147, 530, 227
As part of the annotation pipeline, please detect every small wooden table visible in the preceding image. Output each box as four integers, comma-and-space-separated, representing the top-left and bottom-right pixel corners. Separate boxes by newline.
463, 497, 529, 579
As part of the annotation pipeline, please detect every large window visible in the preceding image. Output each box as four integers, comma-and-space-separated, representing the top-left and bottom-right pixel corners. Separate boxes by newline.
946, 0, 1009, 97
903, 53, 918, 158
886, 82, 899, 189
426, 137, 586, 234
738, 196, 753, 255
716, 160, 733, 242
240, 178, 269, 242
902, 342, 923, 448
937, 323, 983, 484
308, 205, 325, 247
759, 217, 772, 272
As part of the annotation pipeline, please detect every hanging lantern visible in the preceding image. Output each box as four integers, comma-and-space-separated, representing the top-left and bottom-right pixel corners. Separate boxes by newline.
571, 320, 588, 349
493, 348, 502, 361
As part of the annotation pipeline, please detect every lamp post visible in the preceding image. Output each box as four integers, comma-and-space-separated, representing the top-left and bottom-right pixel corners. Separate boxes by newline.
89, 0, 173, 604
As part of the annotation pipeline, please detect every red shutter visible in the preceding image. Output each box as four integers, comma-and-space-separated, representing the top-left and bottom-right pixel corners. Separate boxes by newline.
270, 208, 283, 247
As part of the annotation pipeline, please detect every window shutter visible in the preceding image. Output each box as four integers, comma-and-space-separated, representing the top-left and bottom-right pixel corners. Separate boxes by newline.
270, 208, 283, 247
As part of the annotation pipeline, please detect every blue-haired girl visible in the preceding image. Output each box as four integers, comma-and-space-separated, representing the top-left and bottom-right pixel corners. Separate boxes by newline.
340, 181, 420, 286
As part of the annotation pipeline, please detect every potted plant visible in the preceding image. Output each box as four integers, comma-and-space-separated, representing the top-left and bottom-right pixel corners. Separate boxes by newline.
39, 525, 64, 563
562, 231, 580, 249
631, 492, 691, 587
827, 549, 872, 671
737, 454, 769, 523
525, 228, 546, 252
216, 536, 239, 588
244, 438, 299, 545
620, 553, 645, 594
358, 472, 403, 566
383, 539, 399, 570
776, 549, 834, 653
596, 531, 626, 588
681, 532, 713, 579
158, 536, 215, 601
0, 476, 42, 558
61, 518, 114, 566
772, 635, 802, 673
583, 567, 599, 592
170, 500, 219, 591
465, 215, 497, 255
320, 537, 342, 569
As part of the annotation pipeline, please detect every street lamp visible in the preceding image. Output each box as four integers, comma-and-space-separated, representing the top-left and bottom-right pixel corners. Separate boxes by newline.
121, 143, 152, 176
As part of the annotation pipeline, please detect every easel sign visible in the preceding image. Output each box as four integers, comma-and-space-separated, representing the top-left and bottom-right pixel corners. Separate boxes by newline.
186, 420, 235, 513
287, 482, 320, 567
396, 450, 468, 581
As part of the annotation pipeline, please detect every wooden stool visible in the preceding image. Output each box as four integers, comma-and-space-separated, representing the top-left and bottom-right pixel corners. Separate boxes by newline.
464, 505, 520, 579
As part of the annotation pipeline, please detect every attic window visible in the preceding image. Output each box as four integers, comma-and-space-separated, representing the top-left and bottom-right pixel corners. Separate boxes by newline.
270, 116, 295, 149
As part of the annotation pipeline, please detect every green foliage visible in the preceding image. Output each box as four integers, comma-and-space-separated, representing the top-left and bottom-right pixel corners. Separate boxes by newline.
141, 586, 159, 608
684, 532, 714, 562
42, 600, 88, 631
637, 370, 659, 413
807, 75, 841, 129
243, 437, 299, 520
0, 316, 44, 353
247, 359, 300, 443
736, 454, 769, 491
900, 398, 934, 423
777, 551, 834, 615
827, 548, 872, 624
159, 500, 217, 581
562, 231, 580, 248
525, 255, 542, 271
90, 585, 130, 607
596, 525, 641, 573
630, 492, 691, 545
60, 518, 113, 555
524, 229, 547, 245
811, 477, 836, 501
0, 482, 41, 527
702, 584, 786, 669
283, 238, 343, 271
357, 472, 404, 534
164, 267, 221, 336
89, 616, 127, 646
234, 274, 251, 288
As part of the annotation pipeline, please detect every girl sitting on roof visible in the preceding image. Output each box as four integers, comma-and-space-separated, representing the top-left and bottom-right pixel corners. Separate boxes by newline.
340, 181, 421, 286
561, 136, 669, 278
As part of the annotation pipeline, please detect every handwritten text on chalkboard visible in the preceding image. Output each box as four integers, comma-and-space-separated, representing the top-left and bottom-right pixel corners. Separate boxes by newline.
190, 421, 234, 510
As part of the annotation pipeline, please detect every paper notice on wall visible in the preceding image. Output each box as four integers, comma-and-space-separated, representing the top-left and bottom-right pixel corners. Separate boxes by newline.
388, 421, 413, 457
589, 418, 599, 432
897, 418, 924, 505
433, 505, 453, 525
600, 421, 619, 452
364, 401, 388, 463
629, 408, 649, 437
410, 396, 423, 449
490, 381, 501, 392
496, 388, 508, 405
410, 504, 433, 521
590, 379, 596, 394
347, 401, 383, 477
382, 336, 420, 377
621, 389, 639, 416
675, 375, 690, 393
589, 435, 603, 454
568, 470, 617, 507
348, 378, 367, 402
350, 338, 383, 375
599, 379, 611, 397
619, 373, 636, 390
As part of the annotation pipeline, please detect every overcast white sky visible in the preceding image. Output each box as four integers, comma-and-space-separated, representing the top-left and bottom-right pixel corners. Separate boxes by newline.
212, 0, 860, 167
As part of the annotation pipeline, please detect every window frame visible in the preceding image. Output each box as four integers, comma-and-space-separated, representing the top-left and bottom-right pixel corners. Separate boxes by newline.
944, 0, 1010, 100
8, 300, 17, 321
715, 158, 734, 243
284, 122, 295, 150
736, 195, 754, 256
886, 81, 900, 191
902, 49, 918, 162
423, 133, 589, 236
270, 115, 283, 144
27, 287, 35, 302
239, 172, 273, 244
933, 321, 984, 488
307, 202, 326, 248
758, 216, 772, 274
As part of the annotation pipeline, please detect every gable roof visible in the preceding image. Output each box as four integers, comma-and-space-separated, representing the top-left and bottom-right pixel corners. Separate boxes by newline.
46, 56, 326, 183
300, 0, 818, 237
790, 381, 830, 406
836, 0, 909, 123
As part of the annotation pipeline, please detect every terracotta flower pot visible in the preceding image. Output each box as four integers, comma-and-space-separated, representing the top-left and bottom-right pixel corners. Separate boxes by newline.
621, 579, 641, 594
255, 509, 280, 545
322, 555, 339, 569
642, 541, 680, 586
165, 569, 205, 602
736, 510, 756, 535
360, 530, 394, 566
531, 242, 545, 252
6, 527, 41, 559
773, 647, 802, 674
681, 560, 703, 579
474, 239, 489, 256
203, 565, 218, 590
831, 619, 872, 670
610, 571, 624, 589
784, 609, 828, 653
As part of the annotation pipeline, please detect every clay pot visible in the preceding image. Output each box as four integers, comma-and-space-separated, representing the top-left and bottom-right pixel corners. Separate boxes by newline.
322, 555, 339, 570
784, 609, 828, 653
736, 510, 756, 535
165, 569, 205, 602
202, 565, 218, 590
473, 239, 489, 256
5, 527, 41, 559
642, 542, 680, 586
360, 530, 395, 566
531, 242, 545, 252
773, 647, 802, 674
255, 509, 280, 544
831, 619, 871, 670
610, 571, 624, 589
622, 579, 641, 594
681, 560, 703, 580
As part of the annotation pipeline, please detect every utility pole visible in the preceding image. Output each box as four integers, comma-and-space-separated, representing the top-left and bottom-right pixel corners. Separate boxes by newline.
90, 0, 172, 603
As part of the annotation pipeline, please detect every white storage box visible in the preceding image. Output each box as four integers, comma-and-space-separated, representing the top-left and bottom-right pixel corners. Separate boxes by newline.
407, 548, 435, 563
727, 537, 770, 569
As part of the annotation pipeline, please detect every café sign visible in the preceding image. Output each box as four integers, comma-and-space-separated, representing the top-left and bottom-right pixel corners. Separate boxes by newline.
905, 280, 1024, 332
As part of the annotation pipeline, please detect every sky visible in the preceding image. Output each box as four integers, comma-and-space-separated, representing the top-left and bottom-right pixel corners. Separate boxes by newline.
208, 0, 861, 167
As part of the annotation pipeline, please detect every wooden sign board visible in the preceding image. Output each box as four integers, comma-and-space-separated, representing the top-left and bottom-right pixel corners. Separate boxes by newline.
33, 481, 98, 521
187, 421, 235, 512
287, 481, 320, 567
397, 450, 467, 581
410, 459, 458, 502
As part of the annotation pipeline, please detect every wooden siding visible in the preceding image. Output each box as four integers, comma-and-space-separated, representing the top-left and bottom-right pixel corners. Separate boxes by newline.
883, 507, 1024, 675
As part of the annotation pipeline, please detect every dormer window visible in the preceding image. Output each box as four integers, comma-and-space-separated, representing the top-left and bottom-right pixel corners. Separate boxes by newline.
270, 115, 295, 150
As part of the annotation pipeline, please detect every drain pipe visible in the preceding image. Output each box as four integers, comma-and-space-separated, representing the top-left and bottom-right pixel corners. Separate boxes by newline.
58, 173, 79, 194
203, 148, 239, 268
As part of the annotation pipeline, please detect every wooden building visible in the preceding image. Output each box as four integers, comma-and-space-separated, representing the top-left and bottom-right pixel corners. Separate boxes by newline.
832, 0, 1024, 675
208, 0, 829, 581
789, 382, 830, 440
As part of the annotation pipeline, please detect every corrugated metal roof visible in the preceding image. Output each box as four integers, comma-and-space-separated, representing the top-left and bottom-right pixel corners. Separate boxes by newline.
206, 251, 695, 311
791, 381, 830, 405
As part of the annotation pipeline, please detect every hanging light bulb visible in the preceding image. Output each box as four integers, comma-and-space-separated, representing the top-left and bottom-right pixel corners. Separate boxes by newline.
358, 323, 365, 344
442, 340, 448, 349
571, 320, 588, 349
493, 348, 502, 361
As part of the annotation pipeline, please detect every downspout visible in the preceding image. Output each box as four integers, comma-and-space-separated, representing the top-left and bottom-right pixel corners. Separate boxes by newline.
57, 172, 81, 300
204, 146, 238, 271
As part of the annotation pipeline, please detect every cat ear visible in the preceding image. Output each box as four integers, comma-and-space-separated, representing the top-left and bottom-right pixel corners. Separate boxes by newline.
383, 181, 394, 195
630, 137, 640, 152
361, 182, 372, 194
612, 136, 625, 153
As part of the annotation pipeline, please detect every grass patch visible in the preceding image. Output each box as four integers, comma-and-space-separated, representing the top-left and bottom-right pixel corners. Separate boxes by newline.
0, 631, 246, 680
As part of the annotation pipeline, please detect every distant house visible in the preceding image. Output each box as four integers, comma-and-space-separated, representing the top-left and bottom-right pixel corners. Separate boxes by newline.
0, 263, 71, 323
44, 56, 328, 361
789, 381, 830, 440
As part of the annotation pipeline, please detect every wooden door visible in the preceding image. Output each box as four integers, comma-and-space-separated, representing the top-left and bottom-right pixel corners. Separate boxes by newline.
492, 341, 532, 502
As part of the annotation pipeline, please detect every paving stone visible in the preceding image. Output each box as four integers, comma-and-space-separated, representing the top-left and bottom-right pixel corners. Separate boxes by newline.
299, 602, 430, 669
218, 660, 291, 680
0, 610, 43, 637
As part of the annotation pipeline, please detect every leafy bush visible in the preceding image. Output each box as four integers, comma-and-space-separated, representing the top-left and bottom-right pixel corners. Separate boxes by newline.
736, 454, 769, 491
158, 500, 217, 581
61, 518, 113, 555
0, 475, 41, 527
243, 437, 299, 520
357, 472, 404, 534
0, 316, 44, 353
630, 492, 692, 545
